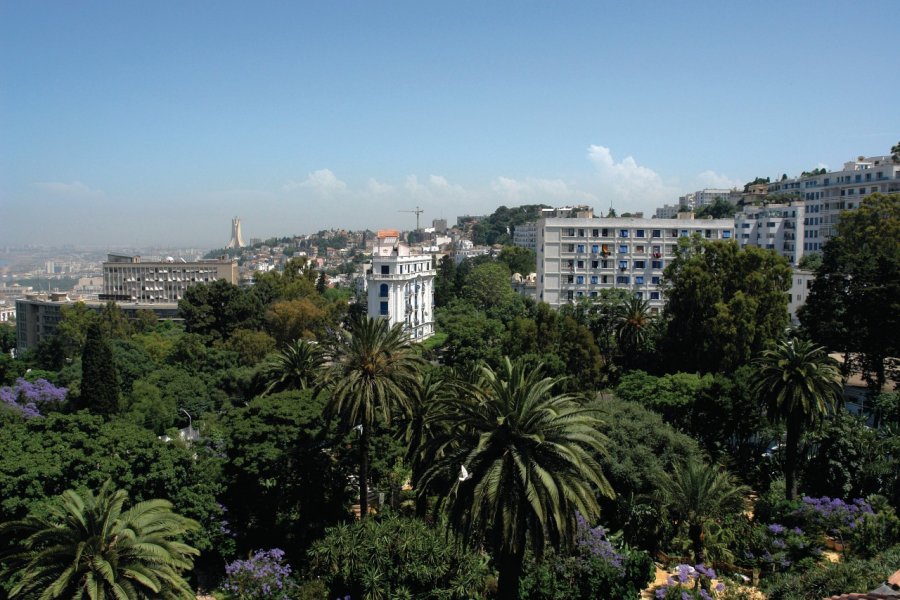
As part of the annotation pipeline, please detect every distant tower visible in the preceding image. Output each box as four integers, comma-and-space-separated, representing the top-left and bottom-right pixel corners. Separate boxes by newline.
225, 217, 245, 249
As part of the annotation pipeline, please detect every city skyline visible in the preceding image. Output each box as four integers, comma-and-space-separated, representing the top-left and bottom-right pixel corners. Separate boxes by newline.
2, 1, 898, 248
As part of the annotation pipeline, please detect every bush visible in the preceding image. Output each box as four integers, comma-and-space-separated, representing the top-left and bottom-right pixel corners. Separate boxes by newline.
222, 548, 296, 600
763, 545, 900, 600
519, 513, 654, 599
307, 515, 490, 599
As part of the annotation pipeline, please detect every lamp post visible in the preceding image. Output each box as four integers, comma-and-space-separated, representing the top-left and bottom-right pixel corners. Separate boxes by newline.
181, 408, 193, 440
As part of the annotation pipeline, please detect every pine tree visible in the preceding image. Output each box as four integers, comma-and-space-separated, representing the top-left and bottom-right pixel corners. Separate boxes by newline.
79, 322, 121, 416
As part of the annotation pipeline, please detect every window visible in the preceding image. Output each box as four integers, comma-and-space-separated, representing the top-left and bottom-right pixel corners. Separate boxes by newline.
592, 229, 599, 237
590, 275, 598, 284
652, 260, 663, 269
577, 244, 586, 253
635, 245, 645, 253
591, 260, 599, 268
380, 301, 388, 316
601, 260, 608, 268
567, 275, 574, 283
567, 228, 575, 236
722, 231, 732, 239
652, 229, 661, 238
567, 290, 574, 300
578, 229, 585, 236
591, 244, 600, 253
576, 275, 584, 284
618, 245, 628, 253
635, 291, 643, 299
567, 244, 575, 252
616, 276, 630, 284
618, 260, 628, 269
650, 292, 660, 300
381, 265, 390, 275
602, 228, 609, 236
651, 276, 660, 284
620, 229, 629, 237
601, 275, 608, 283
634, 260, 645, 268
636, 229, 645, 238
577, 260, 584, 268
635, 276, 644, 284
379, 284, 388, 297
680, 229, 689, 237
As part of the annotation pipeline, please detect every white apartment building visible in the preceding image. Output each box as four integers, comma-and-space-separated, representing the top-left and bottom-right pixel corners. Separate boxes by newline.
679, 188, 741, 210
767, 155, 899, 254
102, 254, 238, 303
734, 202, 806, 265
787, 269, 815, 325
512, 222, 538, 251
536, 215, 735, 312
655, 204, 681, 219
366, 231, 435, 341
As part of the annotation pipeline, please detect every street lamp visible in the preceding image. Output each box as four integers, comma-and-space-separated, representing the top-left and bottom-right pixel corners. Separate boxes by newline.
180, 408, 193, 440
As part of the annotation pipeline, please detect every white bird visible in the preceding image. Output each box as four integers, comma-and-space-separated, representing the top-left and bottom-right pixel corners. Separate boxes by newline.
459, 465, 473, 482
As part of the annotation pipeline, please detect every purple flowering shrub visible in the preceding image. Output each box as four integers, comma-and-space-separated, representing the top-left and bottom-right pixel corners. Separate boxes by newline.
652, 564, 730, 600
736, 522, 821, 575
519, 513, 654, 599
223, 549, 296, 600
0, 377, 67, 418
794, 496, 873, 540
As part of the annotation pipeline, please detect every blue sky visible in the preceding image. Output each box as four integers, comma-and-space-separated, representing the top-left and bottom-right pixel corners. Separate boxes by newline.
2, 1, 898, 248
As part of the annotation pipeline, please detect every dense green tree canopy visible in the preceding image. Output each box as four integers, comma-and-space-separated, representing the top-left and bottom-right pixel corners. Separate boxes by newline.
662, 237, 791, 373
800, 193, 899, 391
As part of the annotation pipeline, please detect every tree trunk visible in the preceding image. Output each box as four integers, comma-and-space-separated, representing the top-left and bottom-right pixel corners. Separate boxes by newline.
784, 415, 801, 501
413, 464, 427, 519
689, 522, 704, 566
496, 547, 524, 600
359, 426, 369, 518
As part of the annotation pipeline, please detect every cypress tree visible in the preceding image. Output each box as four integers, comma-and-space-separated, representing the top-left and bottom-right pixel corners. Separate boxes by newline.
79, 322, 120, 416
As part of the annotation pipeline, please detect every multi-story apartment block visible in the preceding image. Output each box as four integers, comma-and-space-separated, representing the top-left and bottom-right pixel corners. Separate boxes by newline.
366, 231, 435, 341
787, 269, 815, 325
101, 254, 238, 303
734, 202, 806, 265
536, 215, 735, 312
512, 222, 538, 251
654, 204, 681, 219
679, 188, 742, 210
766, 155, 900, 253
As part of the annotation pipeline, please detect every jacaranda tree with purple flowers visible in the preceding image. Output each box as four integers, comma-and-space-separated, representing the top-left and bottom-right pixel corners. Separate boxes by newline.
0, 377, 67, 418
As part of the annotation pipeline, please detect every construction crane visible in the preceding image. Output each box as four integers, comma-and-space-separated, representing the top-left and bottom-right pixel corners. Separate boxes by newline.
399, 206, 424, 231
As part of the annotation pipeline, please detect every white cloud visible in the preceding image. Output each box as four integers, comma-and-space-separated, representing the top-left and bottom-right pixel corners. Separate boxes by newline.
586, 145, 677, 210
490, 176, 594, 202
282, 168, 347, 194
696, 170, 742, 190
33, 180, 104, 198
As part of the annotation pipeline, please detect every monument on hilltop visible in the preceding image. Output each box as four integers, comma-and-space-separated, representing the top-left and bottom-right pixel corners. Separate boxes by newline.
225, 217, 245, 249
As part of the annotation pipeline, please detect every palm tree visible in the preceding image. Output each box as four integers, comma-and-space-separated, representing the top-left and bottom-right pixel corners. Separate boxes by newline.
420, 357, 613, 600
325, 315, 422, 518
613, 295, 653, 359
399, 368, 456, 517
0, 480, 199, 600
264, 338, 327, 394
750, 337, 842, 500
657, 459, 747, 565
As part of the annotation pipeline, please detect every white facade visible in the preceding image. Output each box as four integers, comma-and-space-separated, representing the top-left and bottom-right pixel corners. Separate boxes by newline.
734, 202, 806, 265
787, 269, 815, 325
102, 254, 238, 303
366, 233, 435, 341
655, 204, 681, 219
536, 216, 735, 311
679, 188, 741, 210
767, 155, 900, 255
512, 222, 538, 251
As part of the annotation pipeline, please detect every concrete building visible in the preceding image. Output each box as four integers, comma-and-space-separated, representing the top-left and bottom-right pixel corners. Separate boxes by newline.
366, 230, 435, 342
767, 155, 900, 254
536, 214, 735, 312
734, 202, 806, 265
101, 254, 238, 303
15, 294, 180, 353
654, 204, 681, 219
679, 188, 741, 211
787, 269, 815, 325
512, 222, 538, 251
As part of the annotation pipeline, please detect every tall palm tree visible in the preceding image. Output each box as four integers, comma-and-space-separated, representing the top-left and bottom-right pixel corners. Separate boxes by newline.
657, 459, 747, 565
325, 315, 422, 518
614, 295, 653, 359
0, 480, 199, 600
264, 338, 327, 394
399, 368, 456, 517
420, 357, 613, 600
750, 337, 842, 500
